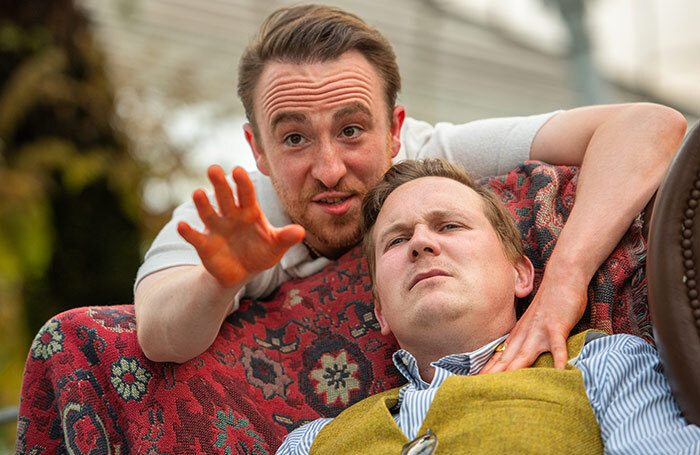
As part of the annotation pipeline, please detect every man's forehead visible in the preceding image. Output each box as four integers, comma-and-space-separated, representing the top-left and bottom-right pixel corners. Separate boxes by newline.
383, 177, 481, 212
374, 177, 483, 237
254, 51, 384, 126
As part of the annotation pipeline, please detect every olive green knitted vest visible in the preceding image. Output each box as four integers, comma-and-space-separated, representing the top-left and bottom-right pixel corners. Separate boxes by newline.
310, 330, 604, 455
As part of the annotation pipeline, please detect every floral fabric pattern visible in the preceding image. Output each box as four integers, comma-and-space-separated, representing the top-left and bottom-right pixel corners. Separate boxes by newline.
240, 345, 293, 400
30, 319, 64, 361
212, 409, 268, 455
310, 352, 360, 405
88, 306, 136, 333
110, 356, 152, 401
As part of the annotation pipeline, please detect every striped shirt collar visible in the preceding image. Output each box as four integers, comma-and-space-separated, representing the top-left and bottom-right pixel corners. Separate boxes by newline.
392, 334, 508, 391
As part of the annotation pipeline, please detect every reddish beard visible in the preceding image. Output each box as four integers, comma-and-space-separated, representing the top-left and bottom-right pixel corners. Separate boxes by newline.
271, 179, 366, 251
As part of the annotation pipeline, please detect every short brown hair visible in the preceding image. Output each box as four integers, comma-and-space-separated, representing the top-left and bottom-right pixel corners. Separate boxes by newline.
361, 159, 526, 295
238, 4, 401, 129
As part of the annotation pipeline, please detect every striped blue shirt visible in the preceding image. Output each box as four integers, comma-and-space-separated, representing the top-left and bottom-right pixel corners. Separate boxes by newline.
277, 333, 700, 454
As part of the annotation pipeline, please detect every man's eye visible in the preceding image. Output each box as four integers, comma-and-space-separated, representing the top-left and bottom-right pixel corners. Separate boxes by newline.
387, 237, 405, 248
284, 133, 305, 146
341, 126, 361, 138
442, 223, 461, 231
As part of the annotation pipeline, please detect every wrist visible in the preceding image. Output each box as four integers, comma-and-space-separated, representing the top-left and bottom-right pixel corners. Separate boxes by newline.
195, 265, 244, 310
540, 253, 593, 292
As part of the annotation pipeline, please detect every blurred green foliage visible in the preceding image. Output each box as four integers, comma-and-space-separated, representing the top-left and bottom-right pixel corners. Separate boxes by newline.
0, 0, 150, 447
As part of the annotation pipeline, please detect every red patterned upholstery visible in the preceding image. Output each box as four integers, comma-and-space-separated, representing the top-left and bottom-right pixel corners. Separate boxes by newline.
15, 162, 650, 454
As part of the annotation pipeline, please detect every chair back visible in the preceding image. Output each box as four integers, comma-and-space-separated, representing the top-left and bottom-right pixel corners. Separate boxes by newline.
648, 120, 700, 426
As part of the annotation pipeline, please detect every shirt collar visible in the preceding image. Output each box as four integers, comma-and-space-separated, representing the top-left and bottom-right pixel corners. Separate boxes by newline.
279, 242, 313, 269
278, 242, 332, 277
392, 334, 509, 389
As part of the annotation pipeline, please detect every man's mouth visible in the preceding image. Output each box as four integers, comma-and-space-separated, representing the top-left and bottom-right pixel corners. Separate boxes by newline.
410, 269, 450, 290
317, 196, 350, 206
313, 192, 355, 215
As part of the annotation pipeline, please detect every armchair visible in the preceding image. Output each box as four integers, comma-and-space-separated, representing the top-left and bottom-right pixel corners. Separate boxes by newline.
648, 120, 700, 426
18, 137, 693, 452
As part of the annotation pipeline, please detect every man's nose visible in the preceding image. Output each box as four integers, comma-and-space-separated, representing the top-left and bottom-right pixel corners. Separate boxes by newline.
410, 225, 440, 260
311, 139, 347, 188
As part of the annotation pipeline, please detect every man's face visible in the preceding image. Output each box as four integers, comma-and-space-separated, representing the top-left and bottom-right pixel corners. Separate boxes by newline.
245, 50, 405, 256
371, 177, 533, 351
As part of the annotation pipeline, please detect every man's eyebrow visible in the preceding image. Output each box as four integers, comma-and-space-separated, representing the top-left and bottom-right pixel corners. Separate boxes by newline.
376, 221, 410, 249
270, 111, 308, 133
332, 103, 373, 124
376, 209, 468, 247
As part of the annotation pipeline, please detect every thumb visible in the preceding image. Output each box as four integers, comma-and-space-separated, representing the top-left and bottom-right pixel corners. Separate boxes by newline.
274, 224, 306, 251
551, 337, 569, 370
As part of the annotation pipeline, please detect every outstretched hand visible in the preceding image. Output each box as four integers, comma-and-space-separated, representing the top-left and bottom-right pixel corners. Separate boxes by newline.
479, 274, 587, 374
177, 165, 306, 288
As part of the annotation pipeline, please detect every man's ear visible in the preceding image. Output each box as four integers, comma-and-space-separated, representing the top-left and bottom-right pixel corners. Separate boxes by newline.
244, 123, 270, 176
373, 299, 392, 336
513, 256, 535, 298
389, 105, 406, 159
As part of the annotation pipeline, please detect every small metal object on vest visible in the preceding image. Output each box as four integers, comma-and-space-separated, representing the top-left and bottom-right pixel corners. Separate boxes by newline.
401, 428, 438, 455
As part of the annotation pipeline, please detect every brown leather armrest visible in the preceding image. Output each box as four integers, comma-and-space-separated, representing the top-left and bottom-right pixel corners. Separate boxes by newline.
647, 120, 700, 426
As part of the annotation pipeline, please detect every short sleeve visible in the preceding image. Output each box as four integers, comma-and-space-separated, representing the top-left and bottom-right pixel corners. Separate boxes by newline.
397, 111, 561, 179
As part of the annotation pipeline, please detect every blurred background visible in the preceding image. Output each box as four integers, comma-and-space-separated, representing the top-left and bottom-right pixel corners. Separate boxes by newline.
1, 0, 699, 450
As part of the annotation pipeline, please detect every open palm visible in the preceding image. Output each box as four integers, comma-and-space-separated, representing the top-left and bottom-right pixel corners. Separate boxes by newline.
177, 165, 305, 288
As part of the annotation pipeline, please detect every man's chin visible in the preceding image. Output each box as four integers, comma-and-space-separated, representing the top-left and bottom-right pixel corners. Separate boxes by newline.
301, 206, 362, 248
306, 223, 362, 254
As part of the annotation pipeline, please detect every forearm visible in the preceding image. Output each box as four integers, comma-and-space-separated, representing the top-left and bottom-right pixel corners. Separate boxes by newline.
543, 104, 686, 289
135, 265, 242, 363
